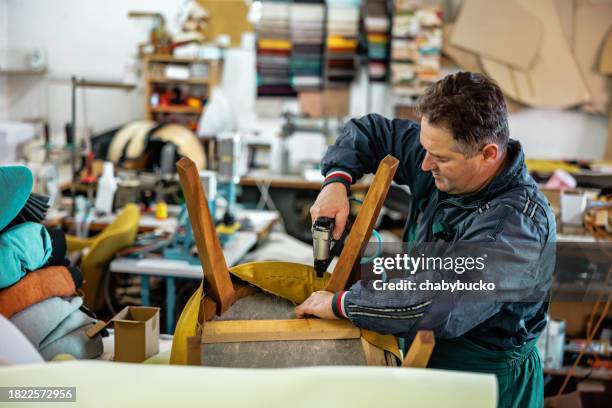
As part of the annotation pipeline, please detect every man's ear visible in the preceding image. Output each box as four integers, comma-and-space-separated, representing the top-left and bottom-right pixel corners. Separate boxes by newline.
481, 144, 500, 162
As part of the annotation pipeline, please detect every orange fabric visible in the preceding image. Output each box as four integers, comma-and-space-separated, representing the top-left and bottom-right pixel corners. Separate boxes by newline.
0, 266, 76, 318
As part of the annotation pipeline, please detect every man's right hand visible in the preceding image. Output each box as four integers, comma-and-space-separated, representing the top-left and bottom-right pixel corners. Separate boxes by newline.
310, 183, 349, 240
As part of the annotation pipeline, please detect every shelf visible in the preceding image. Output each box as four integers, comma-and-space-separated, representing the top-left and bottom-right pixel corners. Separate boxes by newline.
74, 79, 136, 90
148, 76, 210, 85
145, 54, 217, 64
149, 106, 203, 114
0, 68, 47, 76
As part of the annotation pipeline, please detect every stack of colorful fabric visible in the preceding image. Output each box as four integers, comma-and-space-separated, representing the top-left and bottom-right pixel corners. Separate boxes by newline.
0, 165, 103, 360
390, 3, 443, 99
290, 0, 326, 91
325, 0, 360, 86
257, 1, 295, 97
364, 0, 391, 81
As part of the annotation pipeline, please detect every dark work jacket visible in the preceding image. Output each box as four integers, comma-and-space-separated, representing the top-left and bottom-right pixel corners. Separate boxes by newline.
322, 114, 556, 350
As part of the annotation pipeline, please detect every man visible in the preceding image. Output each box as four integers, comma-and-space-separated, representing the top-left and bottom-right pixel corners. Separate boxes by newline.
295, 72, 555, 408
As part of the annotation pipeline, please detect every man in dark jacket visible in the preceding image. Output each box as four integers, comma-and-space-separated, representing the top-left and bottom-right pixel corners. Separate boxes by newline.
295, 72, 556, 408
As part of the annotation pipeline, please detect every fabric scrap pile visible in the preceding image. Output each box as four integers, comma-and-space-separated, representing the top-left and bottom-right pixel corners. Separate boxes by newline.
325, 0, 360, 86
257, 1, 295, 97
290, 0, 326, 91
0, 165, 103, 361
364, 0, 391, 82
390, 3, 443, 99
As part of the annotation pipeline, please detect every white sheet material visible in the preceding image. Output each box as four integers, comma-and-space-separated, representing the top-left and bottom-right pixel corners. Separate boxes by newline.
0, 315, 44, 364
0, 360, 497, 408
0, 122, 36, 164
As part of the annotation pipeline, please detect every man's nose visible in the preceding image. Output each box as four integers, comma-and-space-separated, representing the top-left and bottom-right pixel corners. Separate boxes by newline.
421, 153, 434, 172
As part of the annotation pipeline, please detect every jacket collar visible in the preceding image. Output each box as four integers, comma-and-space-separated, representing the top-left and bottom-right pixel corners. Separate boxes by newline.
443, 139, 528, 206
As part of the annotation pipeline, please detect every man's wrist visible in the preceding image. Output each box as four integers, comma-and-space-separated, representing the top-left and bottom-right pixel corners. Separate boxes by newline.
331, 291, 348, 319
322, 169, 353, 193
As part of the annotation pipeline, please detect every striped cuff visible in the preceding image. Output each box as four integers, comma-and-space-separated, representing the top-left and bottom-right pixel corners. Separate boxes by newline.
322, 169, 353, 193
331, 291, 348, 319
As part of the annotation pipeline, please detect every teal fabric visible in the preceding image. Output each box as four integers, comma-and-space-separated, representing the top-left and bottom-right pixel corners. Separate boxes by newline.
0, 222, 52, 288
428, 336, 543, 408
0, 166, 33, 231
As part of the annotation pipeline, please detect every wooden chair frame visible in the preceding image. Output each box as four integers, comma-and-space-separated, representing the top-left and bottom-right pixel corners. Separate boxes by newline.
176, 155, 434, 367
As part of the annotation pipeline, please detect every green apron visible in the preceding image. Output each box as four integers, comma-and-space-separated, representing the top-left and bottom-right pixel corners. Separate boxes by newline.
426, 336, 543, 408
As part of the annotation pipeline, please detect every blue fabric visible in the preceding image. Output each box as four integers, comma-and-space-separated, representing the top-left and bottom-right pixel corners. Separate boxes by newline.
0, 166, 33, 231
0, 222, 52, 289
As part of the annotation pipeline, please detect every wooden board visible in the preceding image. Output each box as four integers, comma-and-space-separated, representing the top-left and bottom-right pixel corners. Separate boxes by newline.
202, 319, 360, 344
201, 292, 367, 368
361, 337, 388, 366
555, 0, 576, 50
573, 2, 612, 113
442, 24, 482, 73
480, 0, 591, 108
326, 155, 399, 292
177, 157, 235, 314
601, 28, 612, 74
442, 24, 526, 114
606, 112, 612, 161
402, 330, 435, 369
450, 0, 543, 70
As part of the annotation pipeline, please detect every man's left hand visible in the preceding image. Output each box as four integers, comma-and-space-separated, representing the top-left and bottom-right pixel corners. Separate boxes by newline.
295, 291, 338, 320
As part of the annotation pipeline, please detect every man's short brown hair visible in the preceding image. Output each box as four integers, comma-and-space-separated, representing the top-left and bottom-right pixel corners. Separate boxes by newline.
416, 72, 509, 156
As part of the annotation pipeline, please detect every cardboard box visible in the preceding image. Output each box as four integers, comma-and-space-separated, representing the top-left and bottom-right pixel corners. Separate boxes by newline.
299, 89, 350, 118
87, 306, 160, 363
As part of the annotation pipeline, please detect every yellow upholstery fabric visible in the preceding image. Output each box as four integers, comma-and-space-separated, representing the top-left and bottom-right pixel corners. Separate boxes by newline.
170, 261, 401, 364
66, 204, 140, 310
229, 261, 330, 304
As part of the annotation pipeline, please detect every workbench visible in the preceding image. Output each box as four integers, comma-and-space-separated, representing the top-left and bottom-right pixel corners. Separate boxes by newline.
240, 171, 370, 241
107, 210, 279, 334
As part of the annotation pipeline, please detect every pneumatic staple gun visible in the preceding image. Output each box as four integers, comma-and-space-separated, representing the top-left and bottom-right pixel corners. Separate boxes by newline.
312, 216, 350, 277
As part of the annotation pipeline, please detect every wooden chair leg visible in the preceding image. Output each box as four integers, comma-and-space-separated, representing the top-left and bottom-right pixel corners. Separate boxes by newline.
360, 337, 388, 366
326, 155, 399, 292
177, 157, 235, 315
402, 330, 435, 368
186, 328, 203, 366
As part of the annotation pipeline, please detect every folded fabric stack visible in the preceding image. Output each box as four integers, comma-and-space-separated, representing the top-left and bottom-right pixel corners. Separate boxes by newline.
325, 0, 360, 86
364, 0, 391, 82
290, 0, 326, 91
257, 1, 295, 97
0, 165, 102, 361
391, 3, 443, 98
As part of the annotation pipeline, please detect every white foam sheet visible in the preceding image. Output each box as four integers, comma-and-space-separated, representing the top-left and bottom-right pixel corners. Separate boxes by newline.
0, 360, 497, 408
